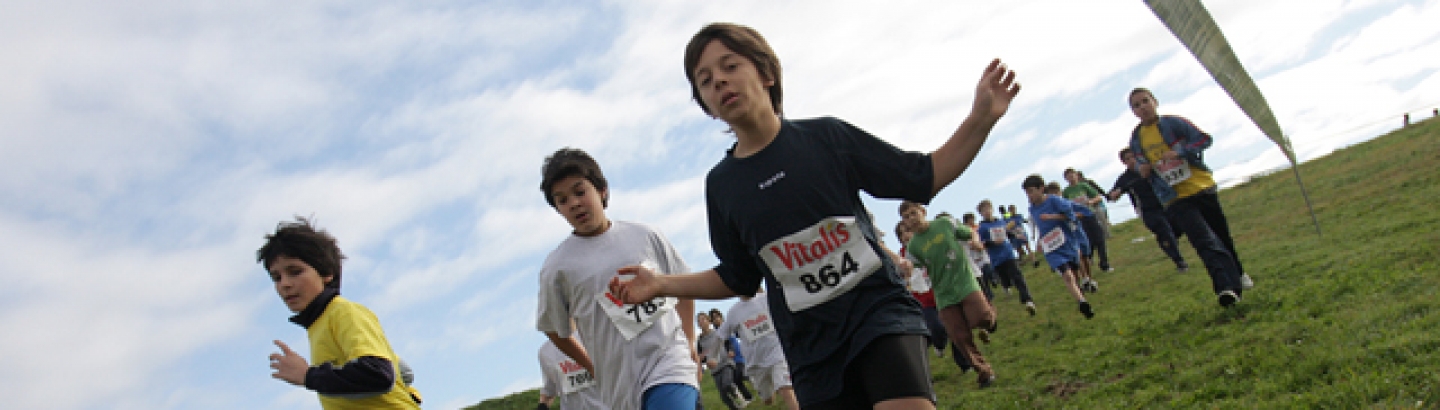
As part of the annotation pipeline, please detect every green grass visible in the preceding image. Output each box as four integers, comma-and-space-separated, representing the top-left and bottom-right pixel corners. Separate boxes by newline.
472, 118, 1440, 409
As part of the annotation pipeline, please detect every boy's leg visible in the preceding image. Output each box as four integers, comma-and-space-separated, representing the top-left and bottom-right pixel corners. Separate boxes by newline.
777, 387, 800, 410
807, 334, 935, 410
1060, 267, 1085, 301
921, 307, 948, 355
939, 296, 994, 384
1142, 210, 1186, 268
1193, 189, 1247, 276
999, 260, 1034, 305
713, 366, 740, 410
732, 366, 753, 400
1167, 198, 1243, 299
977, 269, 995, 302
1083, 218, 1111, 270
641, 383, 700, 410
1098, 206, 1113, 238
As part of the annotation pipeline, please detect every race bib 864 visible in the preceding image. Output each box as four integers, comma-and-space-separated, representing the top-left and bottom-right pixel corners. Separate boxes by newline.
760, 217, 881, 312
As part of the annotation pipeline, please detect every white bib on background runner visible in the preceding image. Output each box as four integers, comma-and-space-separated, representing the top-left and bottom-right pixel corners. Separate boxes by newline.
596, 261, 676, 340
989, 227, 1007, 243
760, 216, 881, 312
906, 267, 931, 294
737, 311, 776, 343
1156, 158, 1192, 186
1041, 227, 1067, 254
556, 358, 596, 395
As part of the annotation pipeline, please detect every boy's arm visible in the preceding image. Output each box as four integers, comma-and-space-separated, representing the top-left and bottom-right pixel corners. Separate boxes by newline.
677, 297, 698, 372
545, 332, 595, 376
1173, 117, 1214, 155
930, 59, 1021, 195
609, 268, 737, 304
272, 306, 401, 395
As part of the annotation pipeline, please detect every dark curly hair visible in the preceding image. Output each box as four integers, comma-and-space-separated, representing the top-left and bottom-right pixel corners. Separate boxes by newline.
257, 217, 346, 292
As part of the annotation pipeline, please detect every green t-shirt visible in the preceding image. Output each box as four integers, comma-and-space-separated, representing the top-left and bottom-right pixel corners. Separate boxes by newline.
905, 217, 981, 309
1063, 182, 1105, 210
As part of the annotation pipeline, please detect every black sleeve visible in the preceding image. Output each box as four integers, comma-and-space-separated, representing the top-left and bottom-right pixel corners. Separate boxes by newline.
828, 118, 935, 204
1109, 172, 1130, 196
706, 179, 763, 297
305, 356, 396, 395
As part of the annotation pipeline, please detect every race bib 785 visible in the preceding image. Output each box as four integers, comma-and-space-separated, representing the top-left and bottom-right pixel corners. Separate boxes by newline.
597, 261, 676, 340
760, 217, 881, 312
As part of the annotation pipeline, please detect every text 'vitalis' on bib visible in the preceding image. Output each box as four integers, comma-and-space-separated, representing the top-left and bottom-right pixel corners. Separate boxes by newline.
760, 216, 882, 312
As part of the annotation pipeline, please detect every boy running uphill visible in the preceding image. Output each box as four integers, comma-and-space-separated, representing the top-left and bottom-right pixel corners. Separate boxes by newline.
538, 337, 604, 410
535, 148, 700, 409
609, 22, 1019, 409
261, 218, 420, 409
1024, 175, 1096, 319
900, 201, 999, 388
718, 290, 801, 410
1127, 88, 1253, 307
977, 200, 1036, 315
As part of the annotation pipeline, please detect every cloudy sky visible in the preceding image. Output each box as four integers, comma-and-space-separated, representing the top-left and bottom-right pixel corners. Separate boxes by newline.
2, 0, 1437, 408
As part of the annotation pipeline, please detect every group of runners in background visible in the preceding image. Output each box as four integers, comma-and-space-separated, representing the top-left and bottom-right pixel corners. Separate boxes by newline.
262, 21, 1256, 410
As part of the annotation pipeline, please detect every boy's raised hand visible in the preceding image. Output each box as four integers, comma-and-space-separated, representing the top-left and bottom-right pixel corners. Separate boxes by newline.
269, 340, 309, 386
973, 59, 1021, 121
610, 265, 661, 304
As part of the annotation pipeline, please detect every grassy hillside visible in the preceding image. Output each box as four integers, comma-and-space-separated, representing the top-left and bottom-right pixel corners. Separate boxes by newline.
471, 118, 1440, 409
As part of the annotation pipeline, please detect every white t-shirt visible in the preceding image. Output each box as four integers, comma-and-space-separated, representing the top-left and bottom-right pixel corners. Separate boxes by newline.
964, 244, 988, 278
697, 329, 732, 374
535, 221, 699, 409
539, 339, 605, 410
718, 295, 788, 370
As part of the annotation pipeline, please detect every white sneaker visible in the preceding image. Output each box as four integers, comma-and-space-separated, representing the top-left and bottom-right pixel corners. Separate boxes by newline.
1218, 290, 1238, 307
1025, 301, 1037, 316
1240, 273, 1255, 289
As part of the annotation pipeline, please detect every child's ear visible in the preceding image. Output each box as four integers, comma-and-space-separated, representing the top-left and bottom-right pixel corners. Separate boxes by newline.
322, 275, 334, 286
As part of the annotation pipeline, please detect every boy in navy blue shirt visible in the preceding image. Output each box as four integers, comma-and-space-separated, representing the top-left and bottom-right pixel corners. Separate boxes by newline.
610, 22, 1020, 409
1025, 176, 1094, 318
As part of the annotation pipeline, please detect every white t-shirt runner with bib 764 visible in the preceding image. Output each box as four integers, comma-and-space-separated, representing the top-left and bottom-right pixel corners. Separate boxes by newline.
759, 216, 882, 312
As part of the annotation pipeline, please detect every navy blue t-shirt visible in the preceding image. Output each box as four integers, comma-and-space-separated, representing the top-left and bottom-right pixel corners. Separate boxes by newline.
1111, 168, 1164, 212
705, 117, 932, 405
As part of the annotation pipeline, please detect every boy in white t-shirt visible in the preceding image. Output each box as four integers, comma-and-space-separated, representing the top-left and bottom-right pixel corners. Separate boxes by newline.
535, 148, 700, 409
718, 289, 800, 410
538, 337, 604, 410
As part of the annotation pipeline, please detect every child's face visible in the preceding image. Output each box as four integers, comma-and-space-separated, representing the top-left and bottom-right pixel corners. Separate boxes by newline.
691, 40, 776, 123
1024, 186, 1045, 204
900, 206, 927, 232
1130, 91, 1159, 124
980, 205, 994, 220
1121, 151, 1137, 168
269, 255, 332, 313
898, 230, 913, 245
550, 175, 609, 236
